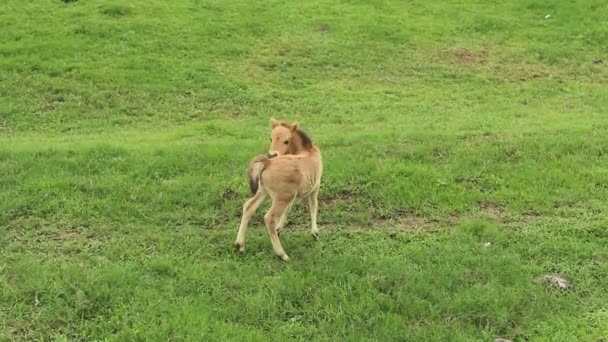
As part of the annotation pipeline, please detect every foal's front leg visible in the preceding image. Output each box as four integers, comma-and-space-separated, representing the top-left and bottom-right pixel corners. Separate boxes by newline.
308, 188, 320, 239
234, 190, 266, 252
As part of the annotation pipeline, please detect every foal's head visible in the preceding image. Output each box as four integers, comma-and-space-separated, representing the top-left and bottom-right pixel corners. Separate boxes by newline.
268, 118, 298, 157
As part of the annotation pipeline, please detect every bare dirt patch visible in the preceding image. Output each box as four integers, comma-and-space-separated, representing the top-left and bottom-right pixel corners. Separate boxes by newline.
478, 202, 505, 222
0, 122, 10, 133
321, 190, 355, 208
459, 132, 507, 146
373, 210, 442, 232
55, 229, 82, 241
7, 321, 31, 339
512, 64, 551, 81
437, 47, 488, 66
520, 211, 541, 222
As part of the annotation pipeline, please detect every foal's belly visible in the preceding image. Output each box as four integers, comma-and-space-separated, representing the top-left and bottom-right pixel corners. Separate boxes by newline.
297, 169, 321, 197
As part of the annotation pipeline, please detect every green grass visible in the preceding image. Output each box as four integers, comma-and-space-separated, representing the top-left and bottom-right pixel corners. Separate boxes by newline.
1, 0, 607, 340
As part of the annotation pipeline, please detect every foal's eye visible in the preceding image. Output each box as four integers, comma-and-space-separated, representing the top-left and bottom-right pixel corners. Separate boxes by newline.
284, 140, 289, 145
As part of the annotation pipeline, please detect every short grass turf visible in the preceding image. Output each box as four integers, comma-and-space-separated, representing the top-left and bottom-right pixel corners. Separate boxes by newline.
1, 0, 608, 340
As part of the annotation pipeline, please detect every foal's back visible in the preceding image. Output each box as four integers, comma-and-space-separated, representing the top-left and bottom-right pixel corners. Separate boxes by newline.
262, 147, 322, 198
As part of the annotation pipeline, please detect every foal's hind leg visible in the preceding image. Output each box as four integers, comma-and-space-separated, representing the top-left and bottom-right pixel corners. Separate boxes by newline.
308, 188, 320, 239
264, 196, 296, 261
234, 190, 266, 252
276, 200, 294, 237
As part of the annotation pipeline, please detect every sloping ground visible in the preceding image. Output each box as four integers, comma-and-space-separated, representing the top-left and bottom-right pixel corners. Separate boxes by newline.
1, 0, 607, 340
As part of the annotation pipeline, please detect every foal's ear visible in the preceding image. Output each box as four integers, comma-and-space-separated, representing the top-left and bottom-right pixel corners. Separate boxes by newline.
290, 122, 299, 132
270, 118, 280, 128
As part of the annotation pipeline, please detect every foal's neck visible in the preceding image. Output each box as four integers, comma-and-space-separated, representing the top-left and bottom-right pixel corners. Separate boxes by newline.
289, 138, 305, 154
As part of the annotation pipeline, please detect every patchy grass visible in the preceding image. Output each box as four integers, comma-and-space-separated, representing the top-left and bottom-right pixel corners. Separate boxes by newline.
1, 0, 607, 340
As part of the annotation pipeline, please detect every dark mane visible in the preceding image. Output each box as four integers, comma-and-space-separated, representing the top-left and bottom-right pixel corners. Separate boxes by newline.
278, 122, 314, 149
277, 121, 313, 149
296, 129, 313, 149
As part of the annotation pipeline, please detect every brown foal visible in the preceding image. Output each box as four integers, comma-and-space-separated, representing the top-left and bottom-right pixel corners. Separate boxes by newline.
234, 118, 323, 261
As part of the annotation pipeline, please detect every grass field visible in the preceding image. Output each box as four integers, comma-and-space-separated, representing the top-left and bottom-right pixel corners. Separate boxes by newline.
1, 0, 608, 340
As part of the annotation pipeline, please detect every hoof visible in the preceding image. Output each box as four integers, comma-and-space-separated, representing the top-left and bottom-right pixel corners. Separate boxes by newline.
311, 231, 320, 240
234, 242, 245, 253
278, 254, 290, 262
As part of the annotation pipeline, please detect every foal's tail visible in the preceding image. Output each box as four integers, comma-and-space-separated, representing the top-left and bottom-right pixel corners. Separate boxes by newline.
248, 155, 270, 194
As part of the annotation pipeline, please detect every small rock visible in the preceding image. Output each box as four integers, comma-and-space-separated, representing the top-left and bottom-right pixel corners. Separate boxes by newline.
535, 274, 572, 290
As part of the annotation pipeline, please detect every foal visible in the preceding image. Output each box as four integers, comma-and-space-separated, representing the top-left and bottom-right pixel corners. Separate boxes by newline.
234, 118, 323, 261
